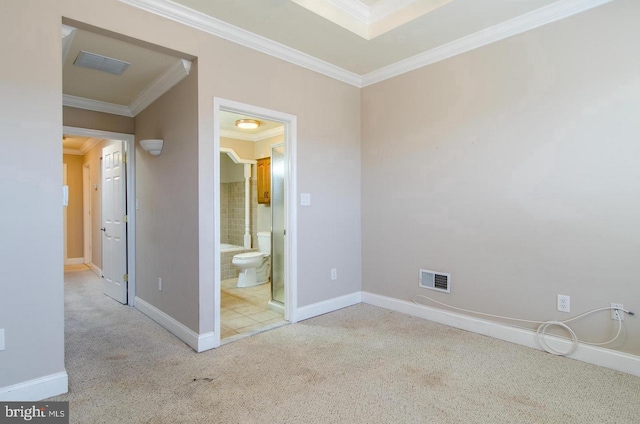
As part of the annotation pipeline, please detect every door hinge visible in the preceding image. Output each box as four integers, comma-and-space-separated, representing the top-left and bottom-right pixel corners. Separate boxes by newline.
123, 215, 128, 223
123, 273, 128, 282
122, 152, 127, 164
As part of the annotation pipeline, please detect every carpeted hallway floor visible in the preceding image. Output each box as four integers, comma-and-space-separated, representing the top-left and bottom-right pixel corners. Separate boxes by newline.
49, 270, 640, 423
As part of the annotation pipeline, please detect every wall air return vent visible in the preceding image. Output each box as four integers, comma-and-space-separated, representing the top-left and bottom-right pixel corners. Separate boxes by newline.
74, 51, 130, 75
419, 269, 451, 293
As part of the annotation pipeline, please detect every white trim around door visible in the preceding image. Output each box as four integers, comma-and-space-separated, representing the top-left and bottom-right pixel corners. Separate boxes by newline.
212, 98, 298, 348
63, 126, 136, 306
83, 162, 91, 265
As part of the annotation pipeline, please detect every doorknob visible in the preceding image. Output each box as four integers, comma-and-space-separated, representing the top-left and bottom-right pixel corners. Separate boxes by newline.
101, 228, 106, 232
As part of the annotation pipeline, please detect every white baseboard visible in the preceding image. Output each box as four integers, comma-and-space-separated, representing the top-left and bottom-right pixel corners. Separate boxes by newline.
89, 263, 102, 277
296, 291, 362, 322
0, 372, 68, 401
197, 332, 216, 352
134, 297, 214, 353
362, 292, 640, 378
64, 257, 84, 265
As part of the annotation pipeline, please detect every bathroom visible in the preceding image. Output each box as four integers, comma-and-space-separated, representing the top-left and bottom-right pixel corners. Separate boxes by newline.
219, 111, 286, 340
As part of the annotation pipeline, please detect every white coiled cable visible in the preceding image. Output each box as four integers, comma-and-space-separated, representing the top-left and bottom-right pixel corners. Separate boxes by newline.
414, 295, 632, 356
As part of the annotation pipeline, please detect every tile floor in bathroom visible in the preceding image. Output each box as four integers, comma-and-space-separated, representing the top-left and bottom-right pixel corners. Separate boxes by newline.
221, 278, 286, 341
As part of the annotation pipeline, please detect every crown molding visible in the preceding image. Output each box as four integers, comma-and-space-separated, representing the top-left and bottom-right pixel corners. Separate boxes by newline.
63, 138, 101, 156
220, 147, 257, 165
63, 94, 133, 117
61, 24, 76, 62
328, 0, 370, 23
220, 126, 284, 143
129, 58, 192, 116
119, 0, 611, 89
361, 0, 613, 87
220, 129, 254, 142
63, 148, 83, 155
63, 59, 191, 117
80, 137, 102, 154
118, 0, 362, 87
370, 0, 420, 23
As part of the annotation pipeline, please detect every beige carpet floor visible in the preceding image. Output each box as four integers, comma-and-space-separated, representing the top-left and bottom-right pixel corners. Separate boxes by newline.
50, 270, 640, 423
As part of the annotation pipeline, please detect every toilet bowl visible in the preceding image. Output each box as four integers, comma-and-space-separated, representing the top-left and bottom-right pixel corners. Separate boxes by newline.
232, 232, 271, 288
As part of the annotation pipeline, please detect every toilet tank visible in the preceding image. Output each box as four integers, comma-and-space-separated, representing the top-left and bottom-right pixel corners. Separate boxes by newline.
257, 232, 271, 254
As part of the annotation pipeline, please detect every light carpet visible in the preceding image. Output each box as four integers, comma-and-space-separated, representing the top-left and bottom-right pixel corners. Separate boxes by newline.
50, 270, 640, 423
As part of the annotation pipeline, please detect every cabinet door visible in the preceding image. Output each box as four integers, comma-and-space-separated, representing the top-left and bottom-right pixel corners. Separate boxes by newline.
257, 157, 271, 204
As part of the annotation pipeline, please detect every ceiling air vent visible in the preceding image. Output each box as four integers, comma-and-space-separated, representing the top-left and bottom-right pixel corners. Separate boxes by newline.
419, 269, 451, 293
73, 51, 130, 75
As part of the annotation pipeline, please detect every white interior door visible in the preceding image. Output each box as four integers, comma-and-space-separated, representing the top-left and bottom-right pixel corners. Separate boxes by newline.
102, 141, 127, 304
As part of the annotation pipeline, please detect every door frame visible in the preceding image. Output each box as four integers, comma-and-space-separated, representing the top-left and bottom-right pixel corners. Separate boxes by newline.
63, 126, 137, 306
83, 162, 91, 265
212, 98, 298, 348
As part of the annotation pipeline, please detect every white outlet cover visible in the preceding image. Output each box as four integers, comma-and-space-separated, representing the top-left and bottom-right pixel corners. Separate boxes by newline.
557, 295, 570, 313
611, 303, 624, 321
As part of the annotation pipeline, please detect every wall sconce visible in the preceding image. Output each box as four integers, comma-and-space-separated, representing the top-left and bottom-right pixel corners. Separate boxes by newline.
140, 139, 164, 156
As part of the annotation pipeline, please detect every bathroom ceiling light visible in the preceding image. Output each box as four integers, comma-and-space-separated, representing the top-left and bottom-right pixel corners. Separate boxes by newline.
235, 119, 261, 130
140, 139, 164, 156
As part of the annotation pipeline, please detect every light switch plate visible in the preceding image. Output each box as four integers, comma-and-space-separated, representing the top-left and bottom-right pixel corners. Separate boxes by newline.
300, 193, 311, 206
0, 329, 5, 351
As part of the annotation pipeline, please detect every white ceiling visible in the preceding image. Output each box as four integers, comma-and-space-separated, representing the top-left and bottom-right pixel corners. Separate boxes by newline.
61, 25, 283, 140
289, 0, 456, 40
119, 0, 610, 86
63, 28, 180, 105
64, 0, 611, 123
62, 25, 192, 118
220, 111, 284, 142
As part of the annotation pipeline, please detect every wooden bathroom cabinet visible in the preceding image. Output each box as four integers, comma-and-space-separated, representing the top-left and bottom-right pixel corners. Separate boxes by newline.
257, 157, 270, 204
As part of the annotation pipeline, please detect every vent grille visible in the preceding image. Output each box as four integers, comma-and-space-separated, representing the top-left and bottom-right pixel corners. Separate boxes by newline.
419, 269, 451, 293
74, 51, 130, 75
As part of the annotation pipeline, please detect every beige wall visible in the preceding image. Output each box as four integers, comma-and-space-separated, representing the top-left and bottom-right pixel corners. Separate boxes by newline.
64, 106, 134, 134
220, 137, 253, 160
135, 60, 200, 332
220, 153, 245, 183
63, 154, 84, 259
361, 0, 640, 355
254, 134, 284, 160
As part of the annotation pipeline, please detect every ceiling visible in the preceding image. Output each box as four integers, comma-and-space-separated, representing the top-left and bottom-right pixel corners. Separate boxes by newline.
220, 111, 284, 142
62, 26, 280, 142
63, 0, 610, 134
120, 0, 608, 85
170, 0, 560, 75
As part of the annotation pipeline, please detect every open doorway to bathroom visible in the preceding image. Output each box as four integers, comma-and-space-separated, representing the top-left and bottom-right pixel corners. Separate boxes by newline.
214, 101, 297, 345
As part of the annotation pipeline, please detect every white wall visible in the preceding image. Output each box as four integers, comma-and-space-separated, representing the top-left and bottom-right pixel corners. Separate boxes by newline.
361, 0, 640, 355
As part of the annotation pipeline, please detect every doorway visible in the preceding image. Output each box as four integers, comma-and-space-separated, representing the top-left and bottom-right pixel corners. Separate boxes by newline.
63, 126, 137, 305
213, 98, 298, 347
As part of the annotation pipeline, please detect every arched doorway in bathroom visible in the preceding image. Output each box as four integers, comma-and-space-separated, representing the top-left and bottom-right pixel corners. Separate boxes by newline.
213, 98, 298, 346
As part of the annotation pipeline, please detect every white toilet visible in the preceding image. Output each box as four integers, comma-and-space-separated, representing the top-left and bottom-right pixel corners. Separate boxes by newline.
232, 231, 271, 288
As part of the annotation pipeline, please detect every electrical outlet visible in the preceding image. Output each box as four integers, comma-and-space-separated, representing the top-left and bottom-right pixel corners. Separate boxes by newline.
557, 294, 570, 313
611, 303, 624, 321
158, 277, 163, 291
331, 268, 337, 281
